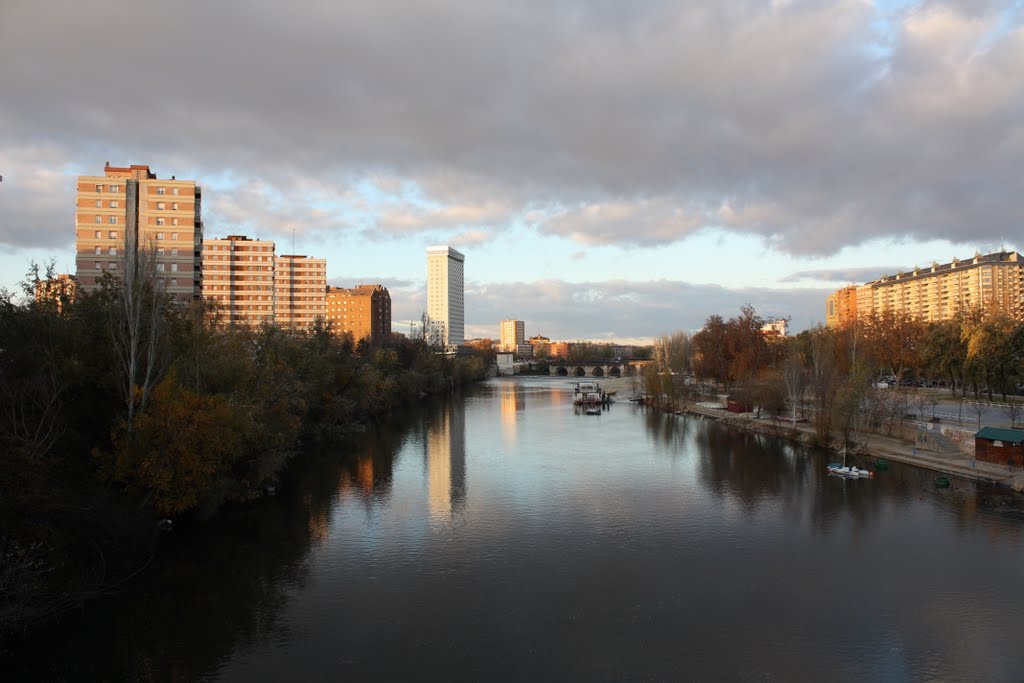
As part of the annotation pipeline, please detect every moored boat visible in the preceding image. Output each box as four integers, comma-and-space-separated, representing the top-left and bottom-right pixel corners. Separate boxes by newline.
827, 464, 874, 478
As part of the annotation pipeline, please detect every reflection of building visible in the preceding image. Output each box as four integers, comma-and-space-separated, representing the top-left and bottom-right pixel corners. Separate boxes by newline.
75, 162, 202, 301
827, 251, 1024, 325
500, 382, 524, 445
500, 319, 525, 352
201, 235, 276, 328
326, 284, 392, 345
424, 399, 466, 518
426, 245, 465, 349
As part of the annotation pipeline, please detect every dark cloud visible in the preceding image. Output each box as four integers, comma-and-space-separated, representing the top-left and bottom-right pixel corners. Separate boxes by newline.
1, 1, 1022, 253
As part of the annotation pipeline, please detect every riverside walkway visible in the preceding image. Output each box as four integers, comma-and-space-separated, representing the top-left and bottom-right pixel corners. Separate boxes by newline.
679, 403, 1024, 491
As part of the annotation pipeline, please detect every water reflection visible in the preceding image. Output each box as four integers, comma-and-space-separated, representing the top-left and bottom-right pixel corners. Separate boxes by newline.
500, 381, 524, 446
423, 396, 467, 519
6, 381, 1024, 681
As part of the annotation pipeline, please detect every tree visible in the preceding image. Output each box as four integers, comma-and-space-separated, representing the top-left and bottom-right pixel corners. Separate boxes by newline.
921, 320, 966, 397
693, 315, 729, 386
105, 245, 169, 434
782, 344, 807, 423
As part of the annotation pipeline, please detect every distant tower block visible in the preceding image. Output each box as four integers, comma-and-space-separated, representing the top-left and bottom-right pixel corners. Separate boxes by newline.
426, 246, 465, 350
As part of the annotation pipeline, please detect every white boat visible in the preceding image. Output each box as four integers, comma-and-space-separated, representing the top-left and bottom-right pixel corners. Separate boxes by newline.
827, 464, 874, 478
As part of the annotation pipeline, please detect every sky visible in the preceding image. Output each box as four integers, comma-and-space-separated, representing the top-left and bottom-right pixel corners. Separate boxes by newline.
1, 0, 1021, 344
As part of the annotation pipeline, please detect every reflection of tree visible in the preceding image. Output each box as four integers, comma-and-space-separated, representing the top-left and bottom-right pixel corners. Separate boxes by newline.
642, 410, 690, 452
5, 412, 414, 681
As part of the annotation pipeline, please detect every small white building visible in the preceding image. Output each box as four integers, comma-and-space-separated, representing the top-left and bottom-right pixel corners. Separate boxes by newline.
496, 353, 515, 376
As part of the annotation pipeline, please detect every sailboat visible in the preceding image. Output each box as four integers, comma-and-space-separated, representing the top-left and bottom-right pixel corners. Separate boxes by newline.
827, 445, 874, 478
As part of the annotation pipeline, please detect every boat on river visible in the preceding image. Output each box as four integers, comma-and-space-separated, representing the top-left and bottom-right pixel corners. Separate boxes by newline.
827, 464, 874, 478
584, 407, 602, 415
573, 382, 611, 406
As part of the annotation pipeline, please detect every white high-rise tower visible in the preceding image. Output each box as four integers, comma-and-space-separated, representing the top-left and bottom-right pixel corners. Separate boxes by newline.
426, 245, 465, 350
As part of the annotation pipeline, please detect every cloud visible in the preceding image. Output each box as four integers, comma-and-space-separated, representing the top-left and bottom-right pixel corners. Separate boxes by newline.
0, 145, 78, 249
780, 265, 912, 284
462, 278, 831, 342
1, 0, 1021, 255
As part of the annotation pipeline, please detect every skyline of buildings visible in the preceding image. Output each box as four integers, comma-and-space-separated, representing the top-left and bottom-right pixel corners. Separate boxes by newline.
62, 165, 1024, 344
826, 250, 1024, 328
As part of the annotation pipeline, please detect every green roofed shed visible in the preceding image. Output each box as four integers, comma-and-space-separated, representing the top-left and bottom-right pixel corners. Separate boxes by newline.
975, 427, 1024, 443
975, 427, 1024, 467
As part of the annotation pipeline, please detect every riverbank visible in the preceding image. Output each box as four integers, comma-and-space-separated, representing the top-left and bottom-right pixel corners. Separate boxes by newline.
675, 402, 1024, 491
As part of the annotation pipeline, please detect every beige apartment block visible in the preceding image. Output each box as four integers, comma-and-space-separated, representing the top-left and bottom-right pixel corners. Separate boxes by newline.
201, 235, 276, 328
74, 163, 201, 301
827, 251, 1024, 326
500, 319, 525, 352
274, 255, 327, 330
326, 284, 392, 345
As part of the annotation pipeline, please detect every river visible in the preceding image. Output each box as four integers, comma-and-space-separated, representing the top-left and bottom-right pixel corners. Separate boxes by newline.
5, 377, 1024, 681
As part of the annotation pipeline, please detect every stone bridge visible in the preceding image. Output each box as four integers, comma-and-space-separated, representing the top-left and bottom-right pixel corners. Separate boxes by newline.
547, 360, 652, 378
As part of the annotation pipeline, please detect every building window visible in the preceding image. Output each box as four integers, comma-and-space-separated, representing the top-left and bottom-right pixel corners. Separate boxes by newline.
95, 262, 101, 270
109, 185, 118, 192
108, 231, 116, 239
95, 216, 102, 223
109, 200, 118, 208
109, 216, 117, 224
171, 232, 178, 240
170, 279, 178, 287
95, 230, 102, 239
95, 184, 103, 192
108, 262, 117, 270
172, 218, 178, 226
156, 218, 165, 226
171, 263, 178, 273
156, 264, 165, 272
172, 187, 179, 195
94, 246, 101, 255
171, 202, 178, 210
171, 248, 178, 256
108, 247, 117, 256
156, 232, 165, 240
157, 187, 166, 195
156, 202, 165, 210
95, 199, 102, 208
156, 248, 165, 256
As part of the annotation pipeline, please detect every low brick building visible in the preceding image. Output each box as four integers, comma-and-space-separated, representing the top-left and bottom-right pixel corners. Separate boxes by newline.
974, 427, 1024, 467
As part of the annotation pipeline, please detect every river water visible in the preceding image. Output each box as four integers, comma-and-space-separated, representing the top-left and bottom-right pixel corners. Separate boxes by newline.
6, 377, 1024, 681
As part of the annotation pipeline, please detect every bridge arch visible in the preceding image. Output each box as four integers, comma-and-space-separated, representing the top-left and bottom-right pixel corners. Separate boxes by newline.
609, 365, 621, 377
573, 366, 586, 377
592, 366, 605, 377
556, 366, 568, 376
